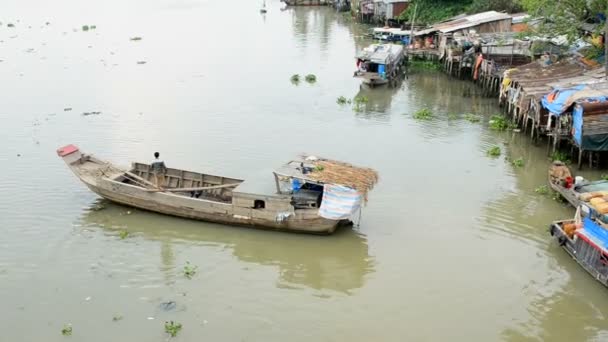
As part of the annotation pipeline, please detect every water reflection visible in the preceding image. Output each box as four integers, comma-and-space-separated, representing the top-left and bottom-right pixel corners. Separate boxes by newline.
353, 83, 401, 117
79, 199, 375, 294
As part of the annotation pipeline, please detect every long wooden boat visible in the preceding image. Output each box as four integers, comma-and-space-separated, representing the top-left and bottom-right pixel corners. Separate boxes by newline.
58, 145, 378, 234
549, 216, 608, 287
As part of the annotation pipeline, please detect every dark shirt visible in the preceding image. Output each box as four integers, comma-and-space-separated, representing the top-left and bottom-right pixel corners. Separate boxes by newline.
150, 159, 167, 174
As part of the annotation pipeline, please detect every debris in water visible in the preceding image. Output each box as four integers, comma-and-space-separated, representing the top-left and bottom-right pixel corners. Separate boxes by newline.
82, 25, 89, 31
336, 96, 348, 105
119, 231, 128, 239
90, 25, 96, 30
64, 108, 72, 111
112, 315, 123, 321
147, 317, 155, 320
159, 301, 176, 311
290, 74, 300, 84
136, 61, 146, 65
7, 23, 15, 28
130, 37, 142, 41
85, 296, 92, 301
82, 111, 101, 116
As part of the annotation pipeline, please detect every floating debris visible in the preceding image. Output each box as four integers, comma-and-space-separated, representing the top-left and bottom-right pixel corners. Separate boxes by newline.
82, 111, 101, 116
130, 37, 142, 41
17, 154, 21, 157
159, 301, 176, 311
164, 321, 183, 338
90, 25, 96, 30
7, 23, 15, 28
112, 315, 123, 322
61, 325, 72, 336
82, 25, 89, 31
85, 296, 92, 301
119, 231, 128, 239
136, 61, 146, 65
290, 74, 300, 84
64, 108, 72, 111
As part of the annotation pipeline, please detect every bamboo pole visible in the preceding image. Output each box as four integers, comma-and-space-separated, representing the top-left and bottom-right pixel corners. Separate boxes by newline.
145, 183, 241, 193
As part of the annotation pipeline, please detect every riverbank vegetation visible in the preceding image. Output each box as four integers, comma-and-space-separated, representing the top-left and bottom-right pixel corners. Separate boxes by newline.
397, 0, 522, 25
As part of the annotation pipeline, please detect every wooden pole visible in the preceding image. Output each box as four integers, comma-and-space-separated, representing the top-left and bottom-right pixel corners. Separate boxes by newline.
145, 183, 241, 193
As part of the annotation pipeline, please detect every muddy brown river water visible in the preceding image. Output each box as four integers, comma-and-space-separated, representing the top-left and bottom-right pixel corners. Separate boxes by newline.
1, 1, 608, 341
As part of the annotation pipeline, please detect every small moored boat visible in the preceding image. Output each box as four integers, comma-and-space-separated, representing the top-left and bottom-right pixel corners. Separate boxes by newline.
549, 209, 608, 287
354, 43, 404, 87
548, 160, 608, 219
57, 145, 378, 234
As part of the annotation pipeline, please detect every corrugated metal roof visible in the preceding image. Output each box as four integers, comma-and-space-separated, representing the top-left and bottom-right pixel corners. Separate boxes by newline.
415, 11, 512, 36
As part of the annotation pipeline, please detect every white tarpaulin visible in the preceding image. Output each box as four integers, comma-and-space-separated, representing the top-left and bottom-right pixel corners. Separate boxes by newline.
318, 184, 362, 220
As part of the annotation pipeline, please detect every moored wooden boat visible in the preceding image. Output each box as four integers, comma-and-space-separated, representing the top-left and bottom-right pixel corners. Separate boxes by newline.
353, 43, 404, 88
57, 145, 378, 234
549, 213, 608, 287
548, 160, 608, 219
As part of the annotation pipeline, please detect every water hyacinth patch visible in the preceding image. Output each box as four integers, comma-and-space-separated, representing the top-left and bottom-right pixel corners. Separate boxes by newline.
511, 157, 524, 167
336, 96, 348, 105
413, 108, 433, 120
290, 74, 300, 84
164, 321, 182, 337
489, 114, 511, 131
305, 74, 317, 83
487, 146, 501, 157
61, 325, 72, 336
183, 261, 197, 279
463, 113, 481, 123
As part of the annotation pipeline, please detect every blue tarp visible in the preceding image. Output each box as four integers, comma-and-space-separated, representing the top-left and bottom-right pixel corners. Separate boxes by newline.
541, 85, 587, 116
580, 217, 608, 253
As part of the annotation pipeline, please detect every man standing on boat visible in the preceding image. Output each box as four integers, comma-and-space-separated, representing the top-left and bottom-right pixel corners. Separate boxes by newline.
151, 152, 167, 189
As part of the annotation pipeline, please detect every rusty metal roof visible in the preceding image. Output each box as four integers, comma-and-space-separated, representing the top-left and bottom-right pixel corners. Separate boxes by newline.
415, 11, 512, 36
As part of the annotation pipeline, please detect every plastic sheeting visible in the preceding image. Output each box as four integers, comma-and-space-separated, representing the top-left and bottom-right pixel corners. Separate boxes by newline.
577, 217, 608, 253
541, 84, 587, 115
318, 184, 362, 220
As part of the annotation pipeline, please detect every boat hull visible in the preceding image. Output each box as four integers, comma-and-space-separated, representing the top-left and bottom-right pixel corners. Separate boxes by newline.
58, 147, 342, 234
549, 221, 608, 287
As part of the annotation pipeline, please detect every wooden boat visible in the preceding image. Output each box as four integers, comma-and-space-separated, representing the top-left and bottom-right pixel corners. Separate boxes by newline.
57, 145, 378, 234
548, 160, 608, 218
549, 213, 608, 287
353, 44, 404, 87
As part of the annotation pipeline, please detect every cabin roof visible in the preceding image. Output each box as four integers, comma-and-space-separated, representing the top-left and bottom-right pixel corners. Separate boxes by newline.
274, 156, 379, 195
356, 44, 403, 64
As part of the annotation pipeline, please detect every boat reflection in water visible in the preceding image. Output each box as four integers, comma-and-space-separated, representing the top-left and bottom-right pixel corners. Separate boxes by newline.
80, 199, 375, 294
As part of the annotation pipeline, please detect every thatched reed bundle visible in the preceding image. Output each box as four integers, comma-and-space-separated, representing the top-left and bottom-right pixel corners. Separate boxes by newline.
304, 157, 379, 195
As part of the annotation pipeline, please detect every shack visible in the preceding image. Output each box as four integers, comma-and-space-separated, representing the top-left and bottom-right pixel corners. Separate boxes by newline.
572, 98, 608, 168
373, 0, 409, 22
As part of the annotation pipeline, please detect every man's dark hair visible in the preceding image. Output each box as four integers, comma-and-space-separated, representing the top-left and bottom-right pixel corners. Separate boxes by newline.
154, 152, 160, 158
